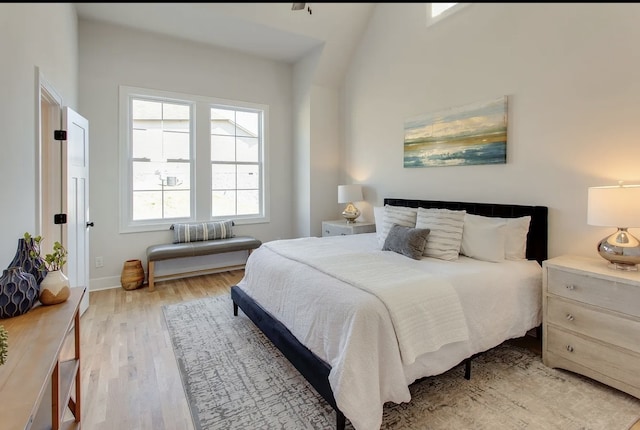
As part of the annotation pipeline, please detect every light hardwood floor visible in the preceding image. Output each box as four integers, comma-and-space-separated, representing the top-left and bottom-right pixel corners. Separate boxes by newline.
78, 271, 640, 430
79, 271, 243, 430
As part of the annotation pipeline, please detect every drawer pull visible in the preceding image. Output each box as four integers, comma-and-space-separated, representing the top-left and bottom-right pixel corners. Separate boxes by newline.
566, 345, 574, 353
565, 284, 575, 291
565, 313, 575, 321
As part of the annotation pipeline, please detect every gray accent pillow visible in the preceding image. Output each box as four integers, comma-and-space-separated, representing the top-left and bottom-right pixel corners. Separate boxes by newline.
172, 220, 234, 243
382, 224, 430, 260
378, 205, 418, 247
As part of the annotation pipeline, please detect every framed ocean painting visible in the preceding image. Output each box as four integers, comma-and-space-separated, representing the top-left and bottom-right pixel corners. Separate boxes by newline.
404, 96, 508, 168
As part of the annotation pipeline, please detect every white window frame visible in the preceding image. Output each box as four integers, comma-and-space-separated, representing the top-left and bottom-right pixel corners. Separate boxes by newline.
119, 86, 270, 233
426, 3, 470, 27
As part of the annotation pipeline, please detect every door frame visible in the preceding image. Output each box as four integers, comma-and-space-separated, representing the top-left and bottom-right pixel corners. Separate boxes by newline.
37, 68, 91, 315
36, 67, 63, 245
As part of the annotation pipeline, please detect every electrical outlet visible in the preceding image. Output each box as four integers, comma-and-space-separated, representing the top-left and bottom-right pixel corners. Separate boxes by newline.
95, 256, 104, 268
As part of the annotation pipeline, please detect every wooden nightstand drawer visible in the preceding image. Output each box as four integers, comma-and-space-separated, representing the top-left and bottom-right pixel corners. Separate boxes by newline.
546, 296, 640, 354
321, 220, 376, 237
323, 223, 351, 236
547, 267, 640, 318
547, 326, 640, 389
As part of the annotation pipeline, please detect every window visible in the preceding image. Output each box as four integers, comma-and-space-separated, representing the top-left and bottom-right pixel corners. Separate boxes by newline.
131, 99, 192, 221
426, 3, 469, 27
210, 107, 261, 218
431, 3, 457, 18
120, 86, 268, 232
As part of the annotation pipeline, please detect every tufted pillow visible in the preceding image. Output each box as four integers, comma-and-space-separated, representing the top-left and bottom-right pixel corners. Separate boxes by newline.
382, 224, 430, 260
172, 220, 234, 243
378, 205, 418, 248
415, 208, 466, 261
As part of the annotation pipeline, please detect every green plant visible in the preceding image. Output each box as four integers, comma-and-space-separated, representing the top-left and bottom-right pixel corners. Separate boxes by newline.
24, 232, 68, 272
0, 325, 7, 365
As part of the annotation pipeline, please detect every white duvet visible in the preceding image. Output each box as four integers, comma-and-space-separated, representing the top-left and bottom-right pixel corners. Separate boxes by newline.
236, 233, 542, 430
264, 238, 470, 365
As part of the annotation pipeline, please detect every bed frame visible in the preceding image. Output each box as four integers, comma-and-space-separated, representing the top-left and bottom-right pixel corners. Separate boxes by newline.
231, 198, 548, 430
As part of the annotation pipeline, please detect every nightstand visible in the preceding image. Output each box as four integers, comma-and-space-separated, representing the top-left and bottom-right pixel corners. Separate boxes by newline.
542, 255, 640, 399
321, 220, 376, 237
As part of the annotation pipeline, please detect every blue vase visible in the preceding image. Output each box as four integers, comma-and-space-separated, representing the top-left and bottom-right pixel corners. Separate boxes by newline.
0, 267, 39, 319
8, 238, 46, 286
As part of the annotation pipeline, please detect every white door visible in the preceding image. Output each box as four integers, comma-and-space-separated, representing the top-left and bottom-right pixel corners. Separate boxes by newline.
62, 107, 91, 314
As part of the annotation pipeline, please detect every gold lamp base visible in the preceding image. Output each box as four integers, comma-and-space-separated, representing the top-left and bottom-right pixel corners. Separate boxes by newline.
597, 228, 640, 271
342, 202, 360, 224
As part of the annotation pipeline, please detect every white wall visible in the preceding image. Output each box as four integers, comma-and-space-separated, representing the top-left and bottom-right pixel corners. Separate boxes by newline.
0, 3, 77, 266
310, 84, 343, 230
343, 3, 640, 260
292, 47, 344, 238
78, 19, 294, 289
292, 49, 317, 238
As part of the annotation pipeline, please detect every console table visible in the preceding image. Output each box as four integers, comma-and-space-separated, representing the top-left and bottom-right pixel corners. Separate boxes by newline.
0, 286, 85, 430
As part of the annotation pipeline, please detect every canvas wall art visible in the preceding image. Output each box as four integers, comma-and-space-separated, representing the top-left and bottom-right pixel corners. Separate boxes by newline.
404, 96, 508, 168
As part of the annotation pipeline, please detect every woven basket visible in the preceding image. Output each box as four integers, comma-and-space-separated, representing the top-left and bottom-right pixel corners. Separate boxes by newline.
121, 259, 144, 290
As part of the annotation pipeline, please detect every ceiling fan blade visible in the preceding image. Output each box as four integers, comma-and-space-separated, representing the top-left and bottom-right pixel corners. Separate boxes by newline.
291, 3, 306, 11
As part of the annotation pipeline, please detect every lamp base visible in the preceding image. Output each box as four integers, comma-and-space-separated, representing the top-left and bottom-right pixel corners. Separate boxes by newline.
597, 228, 640, 271
607, 262, 638, 271
342, 202, 360, 224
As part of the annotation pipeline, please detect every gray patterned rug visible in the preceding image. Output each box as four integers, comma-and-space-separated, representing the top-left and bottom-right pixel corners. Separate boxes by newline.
163, 294, 640, 430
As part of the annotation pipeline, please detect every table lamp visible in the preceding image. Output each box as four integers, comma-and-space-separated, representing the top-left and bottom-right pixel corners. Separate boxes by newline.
587, 182, 640, 271
338, 184, 363, 224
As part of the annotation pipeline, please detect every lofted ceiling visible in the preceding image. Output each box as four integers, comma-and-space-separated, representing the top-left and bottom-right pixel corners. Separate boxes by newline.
74, 2, 377, 86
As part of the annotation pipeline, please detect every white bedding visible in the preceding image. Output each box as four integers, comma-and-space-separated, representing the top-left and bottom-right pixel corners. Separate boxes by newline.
264, 238, 470, 365
236, 233, 542, 430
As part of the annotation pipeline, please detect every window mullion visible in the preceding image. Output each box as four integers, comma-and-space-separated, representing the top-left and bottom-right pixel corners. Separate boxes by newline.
194, 101, 211, 221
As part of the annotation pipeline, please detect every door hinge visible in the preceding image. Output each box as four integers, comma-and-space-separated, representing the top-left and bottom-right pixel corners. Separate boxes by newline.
54, 130, 67, 141
54, 214, 67, 224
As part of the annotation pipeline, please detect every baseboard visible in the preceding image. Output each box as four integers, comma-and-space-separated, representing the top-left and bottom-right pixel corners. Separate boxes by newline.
90, 275, 121, 291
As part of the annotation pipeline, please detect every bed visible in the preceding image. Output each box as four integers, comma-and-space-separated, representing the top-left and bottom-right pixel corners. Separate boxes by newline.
231, 198, 548, 430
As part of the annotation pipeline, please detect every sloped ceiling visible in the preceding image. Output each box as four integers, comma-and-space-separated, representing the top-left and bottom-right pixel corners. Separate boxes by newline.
74, 2, 376, 87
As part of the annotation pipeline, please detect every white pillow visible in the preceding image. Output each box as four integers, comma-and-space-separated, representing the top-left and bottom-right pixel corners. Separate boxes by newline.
378, 205, 418, 248
504, 216, 531, 260
461, 213, 507, 262
415, 208, 466, 261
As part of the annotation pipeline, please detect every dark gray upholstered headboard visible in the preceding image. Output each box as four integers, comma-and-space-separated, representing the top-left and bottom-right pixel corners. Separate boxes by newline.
384, 198, 548, 264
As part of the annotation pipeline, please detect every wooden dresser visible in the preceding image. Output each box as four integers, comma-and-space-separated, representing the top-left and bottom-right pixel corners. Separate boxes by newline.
0, 286, 85, 430
542, 255, 640, 399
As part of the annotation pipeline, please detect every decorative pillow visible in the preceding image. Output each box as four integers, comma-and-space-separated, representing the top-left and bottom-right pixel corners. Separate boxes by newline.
172, 220, 234, 243
461, 213, 507, 262
504, 216, 531, 260
378, 205, 418, 247
382, 224, 430, 260
415, 208, 466, 261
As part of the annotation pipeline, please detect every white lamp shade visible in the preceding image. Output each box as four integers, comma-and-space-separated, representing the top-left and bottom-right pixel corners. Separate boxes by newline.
587, 185, 640, 227
338, 184, 363, 204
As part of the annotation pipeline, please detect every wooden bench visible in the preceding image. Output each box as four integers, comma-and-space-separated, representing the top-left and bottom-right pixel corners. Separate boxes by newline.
146, 236, 262, 291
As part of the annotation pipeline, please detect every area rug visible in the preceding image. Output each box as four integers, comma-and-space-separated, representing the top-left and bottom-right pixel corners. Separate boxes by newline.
163, 294, 640, 430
